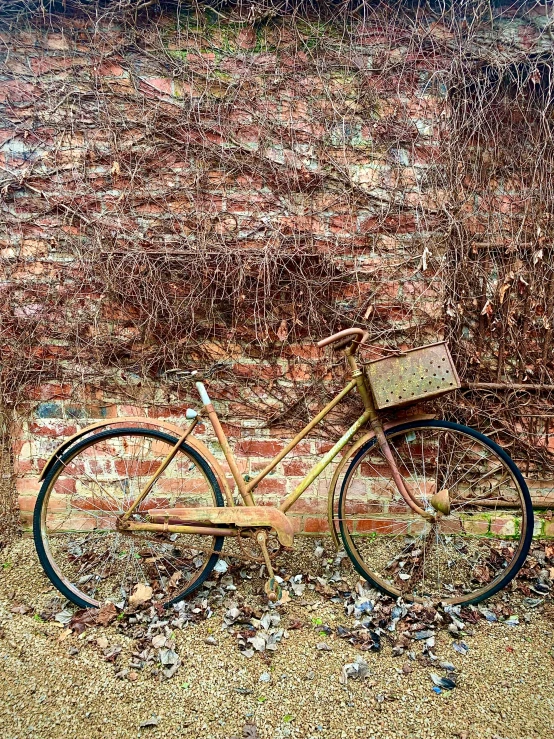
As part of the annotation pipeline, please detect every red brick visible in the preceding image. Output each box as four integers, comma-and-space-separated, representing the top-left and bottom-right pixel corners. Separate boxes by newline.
0, 80, 37, 102
355, 518, 407, 534
255, 478, 287, 495
286, 497, 326, 514
98, 61, 125, 77
29, 423, 77, 437
117, 405, 145, 417
30, 57, 76, 75
283, 460, 311, 477
28, 383, 73, 401
16, 478, 41, 496
17, 496, 36, 512
156, 478, 214, 495
147, 405, 189, 419
53, 477, 76, 495
344, 500, 385, 515
141, 77, 173, 95
304, 517, 330, 533
13, 458, 33, 474
219, 423, 242, 439
114, 460, 160, 477
236, 440, 283, 457
315, 441, 334, 454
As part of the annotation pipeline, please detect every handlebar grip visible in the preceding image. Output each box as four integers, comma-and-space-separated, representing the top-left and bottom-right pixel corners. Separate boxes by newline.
317, 328, 366, 349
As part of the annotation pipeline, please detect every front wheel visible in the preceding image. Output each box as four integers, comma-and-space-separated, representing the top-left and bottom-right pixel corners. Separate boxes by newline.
338, 420, 533, 605
33, 428, 225, 609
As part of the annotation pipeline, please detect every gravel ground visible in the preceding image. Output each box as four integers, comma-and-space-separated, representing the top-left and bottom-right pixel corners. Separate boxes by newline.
1, 537, 553, 739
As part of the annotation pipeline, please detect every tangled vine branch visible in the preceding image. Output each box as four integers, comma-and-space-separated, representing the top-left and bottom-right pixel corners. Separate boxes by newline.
0, 0, 553, 484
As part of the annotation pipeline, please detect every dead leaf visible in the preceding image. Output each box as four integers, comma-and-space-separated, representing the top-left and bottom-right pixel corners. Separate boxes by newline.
69, 608, 97, 634
472, 564, 491, 584
103, 645, 122, 662
481, 299, 493, 316
340, 656, 370, 684
96, 602, 118, 627
96, 636, 109, 650
498, 282, 511, 304
152, 634, 166, 649
168, 571, 182, 589
129, 583, 153, 608
10, 604, 30, 614
276, 319, 288, 341
139, 715, 160, 728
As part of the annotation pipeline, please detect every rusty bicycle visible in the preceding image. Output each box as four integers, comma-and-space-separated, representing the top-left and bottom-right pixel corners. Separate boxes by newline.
33, 328, 533, 608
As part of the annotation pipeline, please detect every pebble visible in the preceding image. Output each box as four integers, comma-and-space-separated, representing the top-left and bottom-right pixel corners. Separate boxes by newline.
0, 538, 553, 739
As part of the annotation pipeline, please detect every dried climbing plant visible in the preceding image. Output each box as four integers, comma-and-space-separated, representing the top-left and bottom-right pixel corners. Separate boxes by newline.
0, 0, 553, 492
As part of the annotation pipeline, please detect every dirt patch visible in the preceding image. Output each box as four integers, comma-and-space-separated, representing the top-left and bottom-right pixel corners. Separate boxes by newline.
0, 538, 553, 739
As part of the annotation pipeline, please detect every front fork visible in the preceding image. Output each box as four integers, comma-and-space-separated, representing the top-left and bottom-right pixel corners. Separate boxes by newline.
350, 359, 436, 522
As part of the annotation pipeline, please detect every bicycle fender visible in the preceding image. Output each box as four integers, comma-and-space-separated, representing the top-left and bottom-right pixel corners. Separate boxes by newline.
38, 417, 235, 507
326, 413, 436, 550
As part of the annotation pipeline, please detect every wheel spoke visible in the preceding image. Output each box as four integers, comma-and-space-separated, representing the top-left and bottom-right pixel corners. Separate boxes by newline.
36, 429, 223, 608
338, 422, 530, 604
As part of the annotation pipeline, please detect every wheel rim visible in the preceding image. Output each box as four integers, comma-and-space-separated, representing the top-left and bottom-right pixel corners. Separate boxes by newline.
37, 430, 222, 608
339, 423, 530, 604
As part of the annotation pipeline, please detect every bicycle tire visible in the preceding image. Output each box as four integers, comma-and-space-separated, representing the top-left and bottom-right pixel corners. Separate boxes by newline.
338, 420, 533, 605
33, 427, 225, 609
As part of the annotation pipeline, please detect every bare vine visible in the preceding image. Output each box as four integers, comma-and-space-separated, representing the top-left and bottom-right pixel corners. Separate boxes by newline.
0, 0, 553, 481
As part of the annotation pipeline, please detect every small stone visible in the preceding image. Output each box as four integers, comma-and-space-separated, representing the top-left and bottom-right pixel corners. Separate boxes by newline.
316, 642, 332, 651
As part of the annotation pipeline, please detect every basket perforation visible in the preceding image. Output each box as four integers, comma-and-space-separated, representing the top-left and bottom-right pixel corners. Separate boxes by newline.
365, 341, 461, 410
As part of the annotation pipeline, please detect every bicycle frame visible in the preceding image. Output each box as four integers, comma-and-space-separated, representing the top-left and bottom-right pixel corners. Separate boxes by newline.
200, 375, 372, 513
196, 347, 431, 519
40, 346, 434, 546
125, 347, 433, 536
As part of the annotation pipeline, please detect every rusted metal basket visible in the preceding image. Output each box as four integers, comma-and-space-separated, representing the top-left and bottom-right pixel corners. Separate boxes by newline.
365, 341, 461, 410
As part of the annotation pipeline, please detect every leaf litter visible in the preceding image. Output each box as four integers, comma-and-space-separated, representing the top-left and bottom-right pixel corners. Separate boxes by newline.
22, 538, 554, 690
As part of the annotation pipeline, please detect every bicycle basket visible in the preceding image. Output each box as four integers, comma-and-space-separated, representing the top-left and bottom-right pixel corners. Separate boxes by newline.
365, 341, 461, 410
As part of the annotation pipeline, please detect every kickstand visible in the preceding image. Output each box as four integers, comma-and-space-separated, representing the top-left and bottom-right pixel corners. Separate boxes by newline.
256, 531, 282, 602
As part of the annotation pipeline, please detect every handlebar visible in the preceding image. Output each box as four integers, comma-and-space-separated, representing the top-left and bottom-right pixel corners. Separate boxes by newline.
317, 328, 369, 353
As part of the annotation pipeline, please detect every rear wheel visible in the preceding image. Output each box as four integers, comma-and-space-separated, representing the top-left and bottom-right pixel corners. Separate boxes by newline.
33, 428, 224, 609
338, 420, 533, 605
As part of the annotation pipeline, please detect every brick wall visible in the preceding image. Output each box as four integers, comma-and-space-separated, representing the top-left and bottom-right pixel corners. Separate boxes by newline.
1, 5, 554, 534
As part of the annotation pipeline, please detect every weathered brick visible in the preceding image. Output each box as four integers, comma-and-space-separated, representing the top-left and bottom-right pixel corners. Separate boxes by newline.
29, 422, 77, 437
304, 517, 330, 533
236, 440, 284, 457
283, 460, 311, 477
141, 77, 173, 95
16, 478, 41, 496
355, 518, 407, 534
286, 497, 326, 514
255, 478, 287, 495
